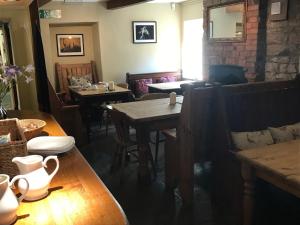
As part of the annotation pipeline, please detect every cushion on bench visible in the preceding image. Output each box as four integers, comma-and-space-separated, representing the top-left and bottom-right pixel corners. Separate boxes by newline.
268, 126, 294, 143
135, 78, 153, 97
158, 76, 177, 83
231, 130, 274, 150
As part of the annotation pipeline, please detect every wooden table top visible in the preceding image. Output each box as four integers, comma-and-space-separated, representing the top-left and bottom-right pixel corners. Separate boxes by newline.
70, 85, 131, 97
147, 80, 194, 91
111, 96, 183, 122
236, 139, 300, 198
8, 110, 128, 225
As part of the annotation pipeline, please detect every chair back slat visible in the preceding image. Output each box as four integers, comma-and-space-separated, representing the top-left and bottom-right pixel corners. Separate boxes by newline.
110, 110, 130, 145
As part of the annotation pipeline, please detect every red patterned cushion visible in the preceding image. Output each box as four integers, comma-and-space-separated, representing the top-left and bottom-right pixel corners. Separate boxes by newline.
158, 76, 177, 83
135, 78, 153, 97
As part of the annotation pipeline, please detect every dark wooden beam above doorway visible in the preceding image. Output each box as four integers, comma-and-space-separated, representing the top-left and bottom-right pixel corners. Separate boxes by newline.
107, 0, 152, 9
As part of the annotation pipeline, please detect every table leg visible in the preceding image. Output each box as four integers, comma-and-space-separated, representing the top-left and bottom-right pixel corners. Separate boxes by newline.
164, 136, 178, 189
241, 163, 255, 225
136, 125, 152, 184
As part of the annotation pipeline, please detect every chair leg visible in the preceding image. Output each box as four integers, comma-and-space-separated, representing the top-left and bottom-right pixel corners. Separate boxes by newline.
105, 110, 110, 137
155, 130, 160, 163
110, 144, 122, 172
105, 117, 109, 136
147, 146, 157, 179
119, 146, 127, 185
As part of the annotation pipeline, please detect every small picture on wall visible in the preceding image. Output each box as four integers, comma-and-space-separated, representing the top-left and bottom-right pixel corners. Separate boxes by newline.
56, 34, 84, 57
132, 21, 157, 43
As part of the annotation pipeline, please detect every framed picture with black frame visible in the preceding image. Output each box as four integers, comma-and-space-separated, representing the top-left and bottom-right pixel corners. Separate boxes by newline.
132, 21, 157, 44
56, 34, 84, 57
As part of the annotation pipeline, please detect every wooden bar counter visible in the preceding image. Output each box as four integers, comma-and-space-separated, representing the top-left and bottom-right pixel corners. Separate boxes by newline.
7, 110, 129, 225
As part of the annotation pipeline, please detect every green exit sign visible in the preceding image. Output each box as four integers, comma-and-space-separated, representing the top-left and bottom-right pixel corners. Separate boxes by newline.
39, 9, 62, 19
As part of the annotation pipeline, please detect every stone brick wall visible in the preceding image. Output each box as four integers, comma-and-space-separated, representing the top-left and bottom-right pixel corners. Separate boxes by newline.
203, 0, 260, 79
265, 0, 300, 81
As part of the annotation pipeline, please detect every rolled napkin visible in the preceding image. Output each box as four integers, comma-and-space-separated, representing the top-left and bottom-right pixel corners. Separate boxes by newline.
169, 92, 176, 105
108, 81, 115, 91
0, 133, 11, 144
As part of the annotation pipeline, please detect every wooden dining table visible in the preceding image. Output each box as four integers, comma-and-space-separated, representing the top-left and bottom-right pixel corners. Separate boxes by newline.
7, 110, 128, 225
147, 80, 194, 94
69, 86, 132, 137
236, 139, 300, 225
111, 97, 183, 183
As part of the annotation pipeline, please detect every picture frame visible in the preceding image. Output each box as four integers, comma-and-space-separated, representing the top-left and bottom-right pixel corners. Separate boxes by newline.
270, 0, 288, 21
132, 21, 157, 44
56, 34, 84, 57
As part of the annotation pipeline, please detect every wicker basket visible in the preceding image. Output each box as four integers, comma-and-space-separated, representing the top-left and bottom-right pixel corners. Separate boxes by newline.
19, 119, 46, 140
0, 118, 27, 177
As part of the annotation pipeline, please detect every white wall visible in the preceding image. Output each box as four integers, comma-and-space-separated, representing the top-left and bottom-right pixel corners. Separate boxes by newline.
41, 2, 181, 87
181, 0, 203, 21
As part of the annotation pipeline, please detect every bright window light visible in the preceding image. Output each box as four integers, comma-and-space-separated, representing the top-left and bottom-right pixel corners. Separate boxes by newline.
182, 19, 203, 80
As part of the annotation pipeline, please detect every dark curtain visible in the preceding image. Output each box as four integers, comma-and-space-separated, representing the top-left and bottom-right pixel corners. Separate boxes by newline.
29, 0, 50, 112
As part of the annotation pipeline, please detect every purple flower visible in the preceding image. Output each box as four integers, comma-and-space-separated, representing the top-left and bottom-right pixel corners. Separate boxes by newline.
4, 66, 21, 77
25, 76, 33, 84
25, 64, 35, 73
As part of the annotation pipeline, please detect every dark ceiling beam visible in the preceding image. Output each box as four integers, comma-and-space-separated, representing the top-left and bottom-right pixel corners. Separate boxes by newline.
106, 0, 152, 9
38, 0, 52, 7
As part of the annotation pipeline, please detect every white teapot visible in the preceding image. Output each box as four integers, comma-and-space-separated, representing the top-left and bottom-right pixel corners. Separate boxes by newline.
12, 155, 59, 201
0, 174, 29, 225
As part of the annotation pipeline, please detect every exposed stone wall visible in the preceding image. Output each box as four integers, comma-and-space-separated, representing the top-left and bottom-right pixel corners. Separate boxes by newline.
203, 0, 260, 79
265, 0, 300, 81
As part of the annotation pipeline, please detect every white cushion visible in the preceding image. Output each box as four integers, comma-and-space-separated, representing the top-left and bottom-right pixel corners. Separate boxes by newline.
68, 75, 92, 87
231, 130, 274, 150
268, 126, 294, 143
287, 122, 300, 139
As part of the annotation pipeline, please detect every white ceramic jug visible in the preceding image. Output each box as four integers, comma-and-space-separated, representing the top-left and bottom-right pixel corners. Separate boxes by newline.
12, 155, 59, 201
0, 174, 29, 225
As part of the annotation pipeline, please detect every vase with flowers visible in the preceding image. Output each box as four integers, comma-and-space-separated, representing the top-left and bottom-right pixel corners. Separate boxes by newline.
0, 65, 34, 119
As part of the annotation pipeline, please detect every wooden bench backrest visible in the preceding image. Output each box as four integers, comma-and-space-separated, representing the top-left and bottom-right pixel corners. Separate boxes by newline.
215, 77, 300, 153
210, 77, 300, 225
55, 61, 98, 101
126, 70, 182, 96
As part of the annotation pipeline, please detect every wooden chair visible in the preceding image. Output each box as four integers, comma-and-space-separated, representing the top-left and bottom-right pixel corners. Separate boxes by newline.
55, 61, 98, 102
137, 93, 170, 163
110, 109, 156, 182
48, 80, 87, 146
163, 84, 215, 204
55, 61, 104, 137
104, 83, 130, 136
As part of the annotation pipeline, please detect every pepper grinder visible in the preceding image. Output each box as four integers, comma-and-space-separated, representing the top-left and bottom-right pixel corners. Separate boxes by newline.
169, 92, 176, 105
108, 81, 115, 91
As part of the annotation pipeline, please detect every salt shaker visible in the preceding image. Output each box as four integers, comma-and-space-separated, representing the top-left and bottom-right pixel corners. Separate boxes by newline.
169, 92, 176, 105
108, 81, 115, 91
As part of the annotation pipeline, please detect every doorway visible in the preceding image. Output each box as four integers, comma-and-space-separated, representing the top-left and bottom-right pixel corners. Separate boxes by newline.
182, 18, 204, 80
0, 22, 18, 109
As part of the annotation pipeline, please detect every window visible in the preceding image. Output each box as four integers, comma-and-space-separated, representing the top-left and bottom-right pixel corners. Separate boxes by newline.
182, 19, 203, 80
